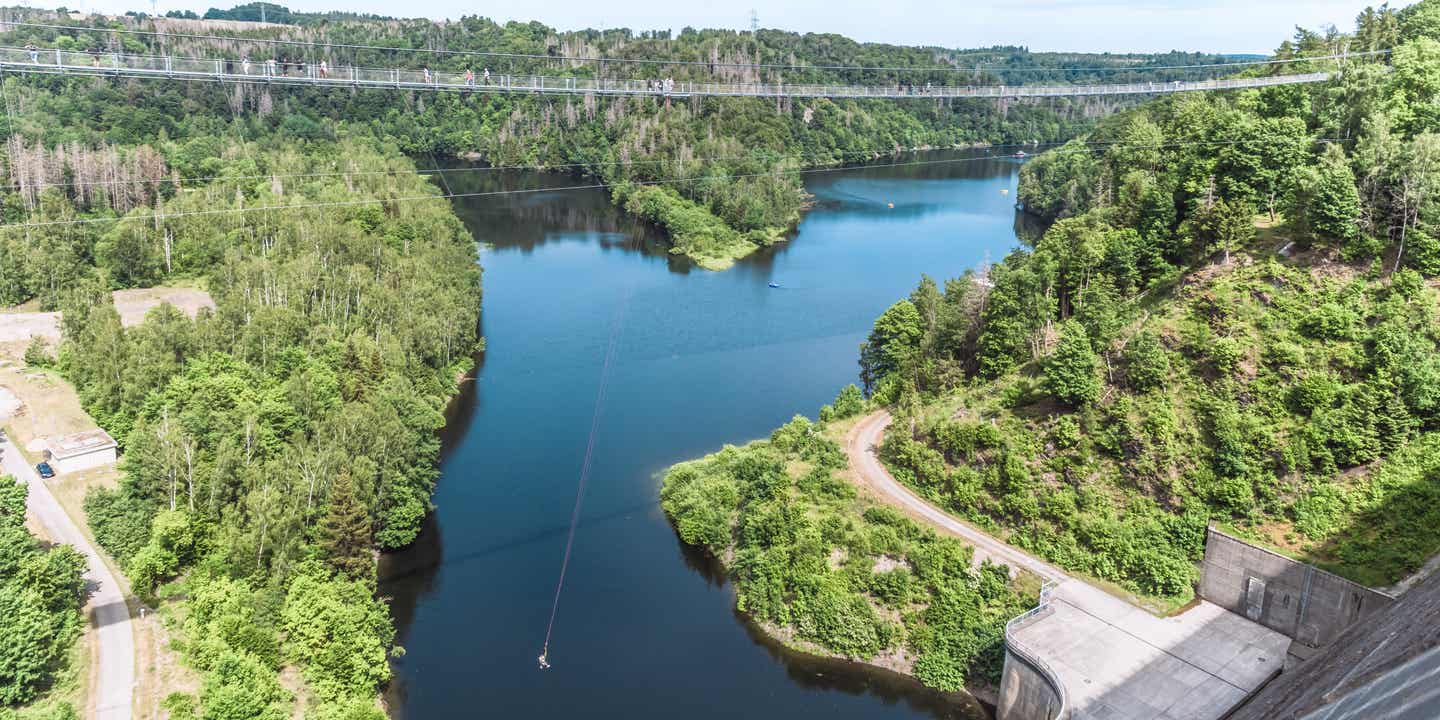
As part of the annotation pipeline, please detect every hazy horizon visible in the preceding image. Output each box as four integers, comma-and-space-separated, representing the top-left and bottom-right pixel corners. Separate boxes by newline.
55, 0, 1408, 56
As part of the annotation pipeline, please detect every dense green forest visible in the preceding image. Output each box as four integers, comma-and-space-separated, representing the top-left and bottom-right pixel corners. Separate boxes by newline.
661, 388, 1032, 692
0, 479, 86, 717
66, 138, 477, 718
662, 0, 1440, 700
1, 0, 1416, 714
858, 0, 1440, 604
0, 6, 1222, 268
0, 84, 481, 713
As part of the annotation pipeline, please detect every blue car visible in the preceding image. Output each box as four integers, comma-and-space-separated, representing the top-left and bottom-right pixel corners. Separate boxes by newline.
35, 462, 54, 479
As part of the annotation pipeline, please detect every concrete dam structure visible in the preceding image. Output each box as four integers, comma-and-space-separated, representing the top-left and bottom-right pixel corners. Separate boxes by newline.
995, 527, 1408, 720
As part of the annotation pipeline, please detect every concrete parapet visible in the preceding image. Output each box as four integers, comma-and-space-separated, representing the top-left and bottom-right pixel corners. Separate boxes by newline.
1198, 526, 1394, 648
998, 582, 1068, 720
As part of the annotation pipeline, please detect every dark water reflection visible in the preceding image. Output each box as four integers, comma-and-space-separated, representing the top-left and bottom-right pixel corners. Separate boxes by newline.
381, 150, 1026, 720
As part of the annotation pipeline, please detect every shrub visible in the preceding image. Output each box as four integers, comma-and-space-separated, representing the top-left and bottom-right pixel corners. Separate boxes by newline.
1044, 320, 1101, 407
198, 652, 288, 720
933, 420, 1003, 461
831, 384, 866, 419
1405, 227, 1440, 275
23, 335, 54, 367
84, 487, 155, 563
1299, 302, 1357, 340
1291, 374, 1340, 414
1051, 416, 1082, 449
792, 575, 893, 659
1124, 331, 1170, 391
1209, 336, 1244, 376
281, 569, 394, 700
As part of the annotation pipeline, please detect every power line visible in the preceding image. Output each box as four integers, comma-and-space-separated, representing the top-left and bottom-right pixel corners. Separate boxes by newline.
0, 20, 1391, 74
1, 137, 1342, 194
0, 141, 1345, 230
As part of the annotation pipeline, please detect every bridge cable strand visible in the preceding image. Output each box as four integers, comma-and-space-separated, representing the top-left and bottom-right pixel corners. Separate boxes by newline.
0, 44, 1343, 96
0, 21, 1391, 74
540, 287, 631, 668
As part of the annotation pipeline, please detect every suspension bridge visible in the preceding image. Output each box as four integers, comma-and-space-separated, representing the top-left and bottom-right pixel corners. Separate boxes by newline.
0, 45, 1335, 99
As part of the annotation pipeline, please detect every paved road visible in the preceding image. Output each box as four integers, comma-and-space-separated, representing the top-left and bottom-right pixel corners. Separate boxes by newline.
844, 411, 1292, 720
1, 434, 134, 720
845, 411, 1068, 581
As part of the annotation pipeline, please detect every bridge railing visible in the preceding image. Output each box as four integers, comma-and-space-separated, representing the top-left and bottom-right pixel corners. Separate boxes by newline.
1003, 579, 1071, 720
0, 46, 1333, 100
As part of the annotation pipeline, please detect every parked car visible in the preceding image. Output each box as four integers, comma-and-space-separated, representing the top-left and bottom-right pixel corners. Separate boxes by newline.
35, 462, 54, 479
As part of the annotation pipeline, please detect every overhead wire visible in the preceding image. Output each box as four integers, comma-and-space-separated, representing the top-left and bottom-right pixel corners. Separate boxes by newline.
0, 20, 1390, 74
1, 137, 1348, 194
0, 137, 1347, 231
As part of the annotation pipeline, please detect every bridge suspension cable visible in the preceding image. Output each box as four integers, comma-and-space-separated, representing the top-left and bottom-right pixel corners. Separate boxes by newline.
0, 20, 1390, 75
0, 45, 1336, 99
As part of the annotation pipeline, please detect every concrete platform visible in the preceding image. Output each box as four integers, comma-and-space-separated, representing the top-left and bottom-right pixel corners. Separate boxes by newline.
1010, 580, 1290, 720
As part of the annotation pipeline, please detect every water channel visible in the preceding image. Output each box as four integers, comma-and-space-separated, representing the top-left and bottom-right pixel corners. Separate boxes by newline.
381, 150, 1032, 719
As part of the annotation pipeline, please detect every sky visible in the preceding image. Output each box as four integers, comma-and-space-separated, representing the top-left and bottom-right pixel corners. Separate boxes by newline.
71, 0, 1407, 55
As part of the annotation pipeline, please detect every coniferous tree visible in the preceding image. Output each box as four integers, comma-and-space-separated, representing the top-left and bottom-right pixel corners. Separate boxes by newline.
1044, 320, 1101, 407
317, 473, 373, 580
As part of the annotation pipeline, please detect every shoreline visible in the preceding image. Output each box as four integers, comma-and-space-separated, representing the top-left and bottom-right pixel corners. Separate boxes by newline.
675, 527, 999, 718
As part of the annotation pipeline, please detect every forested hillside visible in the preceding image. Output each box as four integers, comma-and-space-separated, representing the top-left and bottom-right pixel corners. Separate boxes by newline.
862, 0, 1440, 603
0, 1, 1401, 716
0, 66, 481, 713
0, 6, 1225, 268
661, 0, 1440, 701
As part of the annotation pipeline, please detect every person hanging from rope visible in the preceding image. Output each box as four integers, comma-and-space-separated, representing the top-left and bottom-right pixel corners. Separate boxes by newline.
537, 290, 630, 672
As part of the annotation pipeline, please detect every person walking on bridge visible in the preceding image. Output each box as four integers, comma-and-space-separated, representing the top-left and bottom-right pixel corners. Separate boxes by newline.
25, 44, 38, 63
483, 67, 491, 84
423, 66, 432, 84
465, 68, 475, 87
242, 56, 250, 75
319, 59, 329, 78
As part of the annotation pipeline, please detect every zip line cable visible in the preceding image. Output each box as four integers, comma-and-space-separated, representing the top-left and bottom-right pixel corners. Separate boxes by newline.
0, 136, 1347, 194
0, 137, 1348, 230
0, 20, 1391, 74
539, 286, 630, 670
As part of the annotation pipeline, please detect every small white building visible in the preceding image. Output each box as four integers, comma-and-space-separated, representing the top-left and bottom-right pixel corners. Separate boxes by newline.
45, 429, 118, 474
